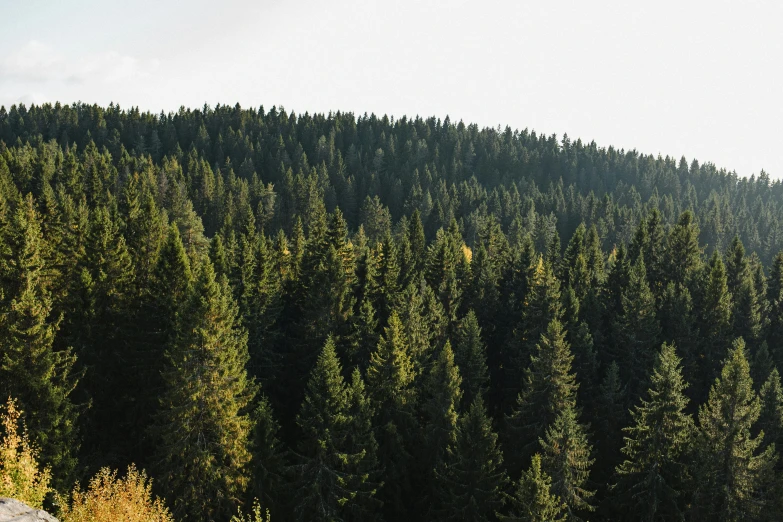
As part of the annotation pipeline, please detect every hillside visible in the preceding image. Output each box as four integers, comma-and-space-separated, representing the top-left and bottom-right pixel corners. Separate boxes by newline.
1, 102, 783, 520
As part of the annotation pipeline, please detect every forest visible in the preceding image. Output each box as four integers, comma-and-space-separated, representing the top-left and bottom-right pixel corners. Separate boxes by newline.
1, 101, 783, 521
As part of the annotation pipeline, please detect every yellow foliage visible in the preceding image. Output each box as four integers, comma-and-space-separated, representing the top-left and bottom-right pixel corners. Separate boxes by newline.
462, 243, 473, 263
0, 397, 51, 509
58, 465, 173, 522
231, 499, 271, 522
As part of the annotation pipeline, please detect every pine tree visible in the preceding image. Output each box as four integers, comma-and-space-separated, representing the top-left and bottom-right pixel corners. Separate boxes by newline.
454, 310, 490, 408
507, 319, 578, 471
65, 203, 134, 467
758, 368, 783, 452
539, 404, 595, 521
422, 341, 462, 465
693, 338, 776, 521
153, 261, 256, 521
612, 256, 660, 400
767, 252, 783, 369
613, 343, 695, 521
248, 396, 287, 519
293, 339, 379, 522
365, 311, 417, 517
433, 396, 508, 522
0, 195, 79, 487
665, 211, 701, 289
499, 454, 566, 522
696, 252, 733, 399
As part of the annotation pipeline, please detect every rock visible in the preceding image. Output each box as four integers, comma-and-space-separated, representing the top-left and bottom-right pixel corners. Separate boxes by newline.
0, 498, 58, 522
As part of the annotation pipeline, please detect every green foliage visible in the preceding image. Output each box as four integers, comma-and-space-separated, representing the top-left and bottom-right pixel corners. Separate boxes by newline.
539, 405, 595, 520
613, 343, 695, 521
693, 338, 776, 521
293, 338, 379, 522
153, 261, 255, 521
507, 319, 578, 471
433, 397, 508, 522
0, 195, 78, 487
499, 454, 566, 522
4, 102, 783, 519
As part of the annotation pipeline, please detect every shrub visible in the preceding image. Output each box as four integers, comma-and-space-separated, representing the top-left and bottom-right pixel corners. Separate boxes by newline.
58, 465, 173, 522
0, 397, 51, 508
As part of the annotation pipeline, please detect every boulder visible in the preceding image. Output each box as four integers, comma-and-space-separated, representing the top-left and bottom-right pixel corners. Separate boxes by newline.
0, 498, 58, 522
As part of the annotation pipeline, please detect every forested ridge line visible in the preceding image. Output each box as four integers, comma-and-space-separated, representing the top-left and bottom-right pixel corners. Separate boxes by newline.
1, 101, 783, 521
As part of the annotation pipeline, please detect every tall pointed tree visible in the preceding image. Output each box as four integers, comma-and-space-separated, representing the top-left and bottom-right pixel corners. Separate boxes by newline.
539, 404, 595, 521
365, 310, 417, 517
454, 310, 490, 408
507, 319, 578, 472
692, 338, 776, 521
153, 261, 256, 521
499, 454, 566, 522
612, 343, 695, 521
0, 194, 79, 487
433, 396, 509, 522
612, 256, 660, 400
293, 339, 379, 522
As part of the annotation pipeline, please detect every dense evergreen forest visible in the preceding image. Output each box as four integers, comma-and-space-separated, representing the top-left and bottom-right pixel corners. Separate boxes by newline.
2, 101, 783, 521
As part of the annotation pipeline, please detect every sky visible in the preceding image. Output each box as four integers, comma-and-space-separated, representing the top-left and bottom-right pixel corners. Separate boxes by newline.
1, 0, 781, 179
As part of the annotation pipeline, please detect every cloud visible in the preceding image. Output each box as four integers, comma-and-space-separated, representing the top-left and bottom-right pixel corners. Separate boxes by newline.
0, 40, 160, 85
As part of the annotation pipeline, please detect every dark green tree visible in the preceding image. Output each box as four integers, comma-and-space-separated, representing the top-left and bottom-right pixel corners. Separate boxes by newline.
433, 396, 509, 522
539, 404, 595, 521
692, 338, 776, 521
153, 261, 256, 521
454, 310, 490, 408
499, 453, 566, 522
612, 343, 695, 521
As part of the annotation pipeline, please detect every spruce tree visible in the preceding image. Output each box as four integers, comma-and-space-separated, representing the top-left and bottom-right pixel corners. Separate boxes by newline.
293, 339, 379, 522
499, 454, 566, 522
507, 319, 578, 471
539, 404, 595, 521
365, 310, 417, 517
613, 343, 694, 521
454, 310, 490, 408
0, 195, 79, 487
612, 256, 660, 400
696, 252, 733, 399
248, 396, 288, 519
767, 252, 783, 369
153, 261, 256, 521
433, 396, 508, 522
665, 211, 701, 290
693, 338, 776, 521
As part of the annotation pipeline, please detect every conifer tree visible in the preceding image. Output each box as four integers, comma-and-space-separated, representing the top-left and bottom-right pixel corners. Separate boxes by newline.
433, 396, 508, 522
539, 404, 595, 520
454, 310, 490, 408
696, 252, 733, 398
592, 361, 628, 503
758, 368, 783, 452
0, 195, 79, 487
293, 339, 378, 522
422, 341, 462, 464
612, 256, 660, 400
613, 343, 694, 521
665, 211, 701, 289
499, 453, 566, 522
507, 319, 578, 471
365, 311, 417, 516
153, 261, 256, 521
248, 396, 287, 519
693, 338, 776, 521
767, 252, 783, 368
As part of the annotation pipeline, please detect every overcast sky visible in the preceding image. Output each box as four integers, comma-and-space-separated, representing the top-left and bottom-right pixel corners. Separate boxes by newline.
1, 0, 781, 179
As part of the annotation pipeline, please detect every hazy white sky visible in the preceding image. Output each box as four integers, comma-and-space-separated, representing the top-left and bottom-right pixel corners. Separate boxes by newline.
1, 0, 781, 179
